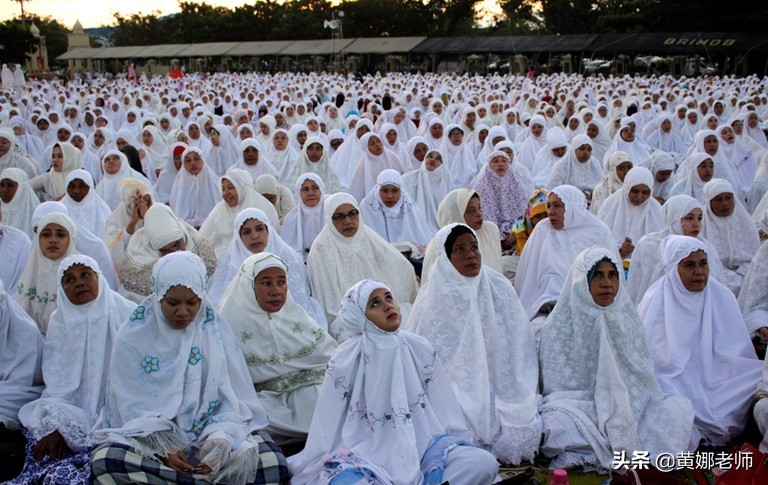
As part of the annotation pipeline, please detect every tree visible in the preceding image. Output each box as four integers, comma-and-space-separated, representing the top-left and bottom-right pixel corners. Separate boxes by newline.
2, 15, 70, 65
0, 21, 36, 64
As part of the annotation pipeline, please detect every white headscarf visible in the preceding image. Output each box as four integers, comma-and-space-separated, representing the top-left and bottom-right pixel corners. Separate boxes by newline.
306, 193, 418, 324
16, 212, 79, 334
0, 278, 44, 429
638, 235, 763, 445
229, 138, 278, 181
218, 252, 337, 442
205, 124, 240, 176
540, 246, 696, 470
281, 173, 327, 263
348, 132, 404, 202
700, 178, 760, 293
96, 149, 155, 210
94, 251, 270, 482
597, 166, 663, 245
264, 128, 298, 184
514, 185, 620, 319
18, 255, 135, 450
37, 141, 83, 200
288, 279, 474, 485
408, 223, 541, 464
548, 134, 604, 192
401, 149, 454, 235
360, 169, 431, 246
60, 169, 112, 239
140, 125, 168, 172
286, 136, 342, 195
198, 169, 279, 262
209, 208, 327, 328
0, 167, 39, 237
169, 147, 220, 228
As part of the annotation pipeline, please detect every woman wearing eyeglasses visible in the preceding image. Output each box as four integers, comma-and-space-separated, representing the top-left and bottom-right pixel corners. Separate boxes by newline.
307, 192, 419, 339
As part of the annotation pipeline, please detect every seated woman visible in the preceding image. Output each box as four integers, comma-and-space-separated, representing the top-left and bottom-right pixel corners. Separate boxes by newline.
531, 127, 569, 189
218, 252, 337, 445
230, 138, 279, 182
644, 151, 676, 205
700, 178, 760, 295
104, 178, 153, 271
348, 132, 404, 202
0, 279, 44, 482
95, 150, 155, 211
474, 150, 528, 248
408, 224, 541, 465
514, 185, 619, 344
154, 143, 186, 204
360, 169, 431, 246
590, 151, 633, 214
288, 279, 499, 485
597, 166, 663, 259
286, 137, 342, 195
739, 212, 768, 354
638, 235, 763, 446
17, 212, 79, 334
307, 193, 418, 329
169, 147, 219, 229
547, 134, 604, 195
626, 195, 725, 305
540, 246, 697, 471
208, 208, 327, 328
120, 203, 216, 302
255, 174, 295, 225
264, 129, 297, 184
91, 251, 289, 485
670, 152, 715, 204
421, 188, 504, 284
28, 142, 82, 202
199, 169, 279, 262
60, 169, 112, 239
401, 149, 454, 235
11, 255, 135, 485
0, 167, 39, 238
281, 174, 327, 263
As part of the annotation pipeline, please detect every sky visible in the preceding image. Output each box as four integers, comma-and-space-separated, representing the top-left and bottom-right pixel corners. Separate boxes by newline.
0, 0, 503, 29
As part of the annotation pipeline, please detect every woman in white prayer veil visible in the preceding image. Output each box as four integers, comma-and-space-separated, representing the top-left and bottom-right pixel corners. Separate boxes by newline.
422, 117, 446, 150
91, 251, 288, 485
597, 167, 663, 258
104, 178, 153, 271
421, 188, 503, 284
229, 138, 278, 181
603, 119, 654, 168
119, 203, 216, 302
626, 195, 725, 306
547, 134, 604, 193
255, 174, 295, 224
514, 185, 619, 345
677, 129, 743, 202
408, 223, 541, 465
17, 212, 79, 334
218, 252, 336, 445
138, 125, 167, 179
700, 178, 759, 295
29, 142, 83, 202
288, 278, 498, 485
169, 147, 219, 229
670, 152, 715, 204
738, 212, 768, 348
348, 132, 404, 202
331, 119, 372, 190
644, 151, 677, 204
307, 193, 418, 328
404, 135, 429, 172
285, 136, 341, 195
184, 120, 212, 153
539, 246, 697, 472
717, 124, 757, 206
0, 279, 43, 482
646, 112, 686, 157
585, 120, 612, 164
0, 130, 39, 180
95, 149, 155, 211
590, 151, 633, 214
282, 173, 327, 263
204, 124, 240, 176
531, 127, 570, 189
14, 255, 134, 485
402, 149, 454, 235
199, 168, 280, 262
264, 128, 297, 184
60, 169, 112, 239
0, 167, 39, 238
360, 169, 431, 246
440, 123, 478, 188
638, 235, 763, 446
